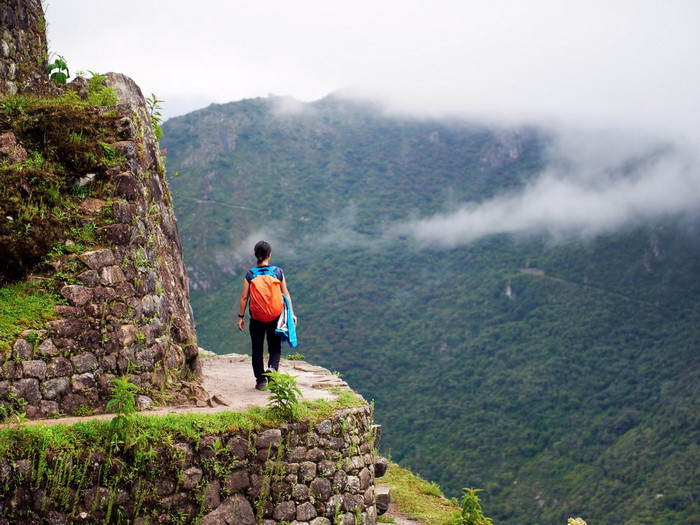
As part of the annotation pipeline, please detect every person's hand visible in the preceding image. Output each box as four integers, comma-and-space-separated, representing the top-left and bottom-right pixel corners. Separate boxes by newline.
237, 317, 245, 331
293, 315, 298, 326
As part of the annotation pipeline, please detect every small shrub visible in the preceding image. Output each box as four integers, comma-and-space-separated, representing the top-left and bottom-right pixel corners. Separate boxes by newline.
452, 488, 492, 525
106, 376, 139, 451
263, 370, 302, 422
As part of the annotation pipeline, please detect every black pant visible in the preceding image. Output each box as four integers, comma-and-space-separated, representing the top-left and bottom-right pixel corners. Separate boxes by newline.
249, 317, 281, 382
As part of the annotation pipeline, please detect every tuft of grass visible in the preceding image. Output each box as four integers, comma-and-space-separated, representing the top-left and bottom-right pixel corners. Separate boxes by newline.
382, 460, 461, 525
0, 281, 58, 352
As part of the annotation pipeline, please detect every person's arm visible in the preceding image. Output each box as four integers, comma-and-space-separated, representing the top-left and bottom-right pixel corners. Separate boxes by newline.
280, 276, 297, 325
237, 278, 250, 331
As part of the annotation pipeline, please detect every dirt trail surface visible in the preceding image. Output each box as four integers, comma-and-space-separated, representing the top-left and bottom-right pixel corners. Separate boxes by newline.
30, 352, 350, 426
197, 352, 350, 411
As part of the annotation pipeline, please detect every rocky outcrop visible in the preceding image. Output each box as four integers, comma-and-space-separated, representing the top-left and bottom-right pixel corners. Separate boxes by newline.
0, 73, 201, 417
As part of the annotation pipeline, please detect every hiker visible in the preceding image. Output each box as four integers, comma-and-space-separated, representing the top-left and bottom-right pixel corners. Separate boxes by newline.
237, 241, 296, 390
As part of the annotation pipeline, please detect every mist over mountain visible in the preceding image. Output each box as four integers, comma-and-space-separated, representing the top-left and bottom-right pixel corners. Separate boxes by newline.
162, 95, 699, 524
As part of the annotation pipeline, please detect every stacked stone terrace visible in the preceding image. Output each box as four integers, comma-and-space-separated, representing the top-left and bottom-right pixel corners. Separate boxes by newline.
0, 71, 201, 417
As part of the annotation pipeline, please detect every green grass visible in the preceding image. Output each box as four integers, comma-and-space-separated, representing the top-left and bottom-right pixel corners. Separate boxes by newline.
0, 388, 367, 457
382, 460, 461, 525
0, 281, 58, 352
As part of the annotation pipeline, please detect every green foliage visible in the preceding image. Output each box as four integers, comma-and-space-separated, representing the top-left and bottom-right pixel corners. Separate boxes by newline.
85, 71, 119, 106
0, 281, 57, 352
0, 93, 123, 283
382, 460, 460, 524
106, 376, 139, 451
453, 488, 492, 525
263, 370, 302, 421
146, 93, 164, 140
162, 96, 700, 524
46, 55, 69, 84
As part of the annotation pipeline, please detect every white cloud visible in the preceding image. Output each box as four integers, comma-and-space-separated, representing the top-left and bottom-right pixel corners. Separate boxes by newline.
392, 128, 700, 245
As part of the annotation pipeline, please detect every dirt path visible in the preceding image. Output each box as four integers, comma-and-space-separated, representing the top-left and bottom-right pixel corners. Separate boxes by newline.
197, 352, 350, 412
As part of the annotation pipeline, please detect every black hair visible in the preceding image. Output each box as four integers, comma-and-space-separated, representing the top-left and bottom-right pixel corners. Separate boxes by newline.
254, 241, 272, 265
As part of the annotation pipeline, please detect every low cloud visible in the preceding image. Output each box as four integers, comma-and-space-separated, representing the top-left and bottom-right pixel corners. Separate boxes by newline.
391, 128, 700, 246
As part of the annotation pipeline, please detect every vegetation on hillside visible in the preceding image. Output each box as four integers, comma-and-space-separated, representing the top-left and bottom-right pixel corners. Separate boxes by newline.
162, 96, 700, 524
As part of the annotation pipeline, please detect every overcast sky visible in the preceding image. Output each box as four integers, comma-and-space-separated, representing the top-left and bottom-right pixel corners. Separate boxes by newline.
44, 1, 699, 139
44, 1, 700, 244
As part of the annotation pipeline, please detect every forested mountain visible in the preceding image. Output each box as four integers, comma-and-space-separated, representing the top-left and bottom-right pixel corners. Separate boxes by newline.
162, 96, 699, 524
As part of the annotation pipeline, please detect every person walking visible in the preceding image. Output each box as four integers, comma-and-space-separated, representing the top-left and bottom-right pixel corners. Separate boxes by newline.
237, 241, 296, 390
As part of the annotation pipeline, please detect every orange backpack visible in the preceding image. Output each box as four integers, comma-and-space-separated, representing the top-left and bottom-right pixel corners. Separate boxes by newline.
248, 266, 284, 322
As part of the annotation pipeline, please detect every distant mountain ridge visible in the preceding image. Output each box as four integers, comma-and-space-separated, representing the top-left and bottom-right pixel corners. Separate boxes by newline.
162, 95, 699, 524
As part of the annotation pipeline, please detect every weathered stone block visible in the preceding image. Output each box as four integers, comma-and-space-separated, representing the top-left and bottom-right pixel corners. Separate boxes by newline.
22, 360, 46, 379
202, 494, 254, 525
310, 518, 332, 525
35, 338, 58, 358
203, 479, 221, 512
54, 305, 84, 318
289, 446, 307, 463
307, 447, 325, 462
71, 353, 98, 373
77, 198, 106, 215
135, 395, 153, 410
11, 378, 40, 403
99, 224, 132, 245
93, 287, 117, 303
326, 494, 344, 518
78, 269, 100, 287
79, 249, 116, 270
333, 470, 348, 492
79, 330, 102, 349
375, 485, 390, 515
13, 339, 33, 359
310, 477, 332, 502
318, 460, 336, 478
118, 324, 139, 346
347, 476, 361, 493
49, 319, 88, 338
171, 442, 194, 467
363, 486, 375, 507
71, 372, 95, 391
47, 357, 73, 378
315, 419, 332, 435
293, 483, 310, 501
181, 467, 202, 491
100, 265, 126, 285
155, 478, 176, 497
115, 201, 139, 223
41, 377, 69, 400
225, 470, 250, 493
358, 468, 372, 490
114, 281, 136, 297
300, 461, 317, 482
297, 501, 318, 521
110, 302, 128, 317
60, 285, 93, 307
39, 400, 60, 417
374, 456, 388, 478
273, 501, 296, 521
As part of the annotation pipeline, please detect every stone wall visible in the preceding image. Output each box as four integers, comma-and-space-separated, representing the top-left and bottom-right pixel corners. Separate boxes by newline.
0, 0, 51, 96
0, 73, 201, 418
0, 406, 381, 524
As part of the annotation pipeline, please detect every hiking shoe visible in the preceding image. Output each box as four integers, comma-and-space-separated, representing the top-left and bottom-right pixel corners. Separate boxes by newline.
265, 368, 276, 376
255, 378, 268, 390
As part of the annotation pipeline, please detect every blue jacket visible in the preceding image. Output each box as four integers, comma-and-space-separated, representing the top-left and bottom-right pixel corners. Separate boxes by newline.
275, 294, 297, 348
